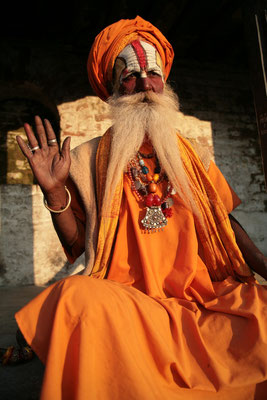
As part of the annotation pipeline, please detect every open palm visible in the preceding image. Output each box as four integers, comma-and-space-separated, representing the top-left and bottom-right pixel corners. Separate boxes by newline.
16, 115, 71, 194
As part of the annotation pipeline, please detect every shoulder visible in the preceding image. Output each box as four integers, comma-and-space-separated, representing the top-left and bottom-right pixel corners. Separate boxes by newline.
177, 132, 213, 171
69, 136, 102, 183
184, 137, 213, 171
175, 112, 213, 171
71, 136, 102, 161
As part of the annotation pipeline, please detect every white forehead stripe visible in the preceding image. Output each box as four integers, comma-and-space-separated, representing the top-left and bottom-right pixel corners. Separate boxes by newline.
118, 40, 163, 78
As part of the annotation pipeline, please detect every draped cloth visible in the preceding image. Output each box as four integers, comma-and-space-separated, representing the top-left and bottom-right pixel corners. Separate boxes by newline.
14, 135, 267, 399
92, 129, 254, 283
87, 16, 174, 101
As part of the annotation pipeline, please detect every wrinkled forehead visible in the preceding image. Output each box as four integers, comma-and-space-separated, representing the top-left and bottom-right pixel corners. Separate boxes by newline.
119, 40, 163, 73
113, 40, 164, 83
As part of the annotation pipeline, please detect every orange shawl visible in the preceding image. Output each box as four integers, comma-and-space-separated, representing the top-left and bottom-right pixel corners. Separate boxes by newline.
91, 130, 254, 283
87, 16, 174, 101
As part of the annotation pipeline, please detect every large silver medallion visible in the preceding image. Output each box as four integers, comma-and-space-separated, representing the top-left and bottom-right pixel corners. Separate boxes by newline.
141, 206, 167, 233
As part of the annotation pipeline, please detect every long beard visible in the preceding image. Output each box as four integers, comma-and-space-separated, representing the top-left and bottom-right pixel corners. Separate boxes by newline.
102, 84, 195, 217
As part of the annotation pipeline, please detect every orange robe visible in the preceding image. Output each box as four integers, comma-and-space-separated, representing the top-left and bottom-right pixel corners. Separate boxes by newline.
15, 148, 267, 399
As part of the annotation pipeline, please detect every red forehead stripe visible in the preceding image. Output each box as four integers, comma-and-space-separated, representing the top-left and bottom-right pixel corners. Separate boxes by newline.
130, 40, 147, 70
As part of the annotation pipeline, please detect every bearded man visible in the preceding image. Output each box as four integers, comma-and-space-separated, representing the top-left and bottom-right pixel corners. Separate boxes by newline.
13, 16, 267, 400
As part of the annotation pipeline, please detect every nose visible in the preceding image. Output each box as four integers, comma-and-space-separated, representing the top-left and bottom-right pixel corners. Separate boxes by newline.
138, 76, 151, 92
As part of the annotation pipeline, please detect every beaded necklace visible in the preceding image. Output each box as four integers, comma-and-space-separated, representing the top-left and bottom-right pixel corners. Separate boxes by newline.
127, 150, 175, 233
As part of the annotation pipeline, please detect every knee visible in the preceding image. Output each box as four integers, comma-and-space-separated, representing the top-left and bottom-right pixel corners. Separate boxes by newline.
60, 275, 100, 298
56, 275, 109, 315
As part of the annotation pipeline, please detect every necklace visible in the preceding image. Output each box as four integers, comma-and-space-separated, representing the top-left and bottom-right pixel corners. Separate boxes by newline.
127, 152, 175, 233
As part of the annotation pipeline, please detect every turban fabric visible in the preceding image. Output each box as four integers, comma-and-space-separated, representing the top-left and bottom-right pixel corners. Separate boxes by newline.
87, 16, 174, 101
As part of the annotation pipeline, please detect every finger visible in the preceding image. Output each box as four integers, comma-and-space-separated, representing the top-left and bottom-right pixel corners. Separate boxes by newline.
24, 122, 39, 150
61, 137, 71, 160
16, 135, 34, 160
44, 119, 59, 148
35, 115, 48, 149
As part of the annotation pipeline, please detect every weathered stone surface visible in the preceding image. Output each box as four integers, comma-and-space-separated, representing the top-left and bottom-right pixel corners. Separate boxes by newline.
58, 96, 111, 149
0, 185, 84, 286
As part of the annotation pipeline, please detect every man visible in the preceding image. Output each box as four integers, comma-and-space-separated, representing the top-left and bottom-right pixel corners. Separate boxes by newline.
12, 16, 267, 399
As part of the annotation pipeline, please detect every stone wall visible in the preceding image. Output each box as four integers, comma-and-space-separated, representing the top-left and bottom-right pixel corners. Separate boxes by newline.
0, 96, 110, 286
0, 59, 266, 286
172, 60, 267, 253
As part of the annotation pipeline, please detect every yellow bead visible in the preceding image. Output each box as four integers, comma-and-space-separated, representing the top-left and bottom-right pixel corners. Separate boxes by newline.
153, 174, 159, 183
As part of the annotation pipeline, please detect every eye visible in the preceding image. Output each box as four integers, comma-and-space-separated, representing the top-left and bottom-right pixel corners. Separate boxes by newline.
147, 70, 160, 77
122, 72, 139, 82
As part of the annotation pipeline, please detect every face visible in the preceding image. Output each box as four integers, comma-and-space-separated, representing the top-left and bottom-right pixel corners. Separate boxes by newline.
113, 40, 164, 96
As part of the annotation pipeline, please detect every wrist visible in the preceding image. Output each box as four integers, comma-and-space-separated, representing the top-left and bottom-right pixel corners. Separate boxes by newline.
44, 186, 69, 210
43, 186, 71, 214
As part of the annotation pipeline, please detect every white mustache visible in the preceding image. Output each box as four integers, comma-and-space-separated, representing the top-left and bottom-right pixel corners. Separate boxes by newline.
112, 90, 166, 106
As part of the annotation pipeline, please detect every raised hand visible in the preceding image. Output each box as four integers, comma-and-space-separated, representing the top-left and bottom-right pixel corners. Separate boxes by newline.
16, 115, 71, 195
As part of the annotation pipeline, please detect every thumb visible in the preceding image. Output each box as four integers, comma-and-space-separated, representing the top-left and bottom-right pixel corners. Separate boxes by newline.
61, 137, 71, 159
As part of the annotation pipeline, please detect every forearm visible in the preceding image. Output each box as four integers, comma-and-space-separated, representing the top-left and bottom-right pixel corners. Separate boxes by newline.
44, 186, 84, 251
229, 214, 267, 280
16, 116, 82, 252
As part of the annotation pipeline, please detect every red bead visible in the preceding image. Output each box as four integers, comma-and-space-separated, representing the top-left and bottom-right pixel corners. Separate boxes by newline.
145, 193, 154, 207
163, 208, 173, 218
146, 173, 153, 182
153, 195, 161, 206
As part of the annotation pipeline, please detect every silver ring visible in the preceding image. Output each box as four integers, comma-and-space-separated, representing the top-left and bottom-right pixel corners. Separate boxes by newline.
30, 145, 40, 151
48, 139, 57, 145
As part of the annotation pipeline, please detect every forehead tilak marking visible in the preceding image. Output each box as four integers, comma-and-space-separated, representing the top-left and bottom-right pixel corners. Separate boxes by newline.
141, 41, 163, 74
118, 41, 162, 72
115, 40, 164, 86
118, 43, 144, 73
130, 40, 147, 70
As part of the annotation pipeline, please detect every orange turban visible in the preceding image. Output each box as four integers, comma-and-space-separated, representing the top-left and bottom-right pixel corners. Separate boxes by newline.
87, 16, 174, 101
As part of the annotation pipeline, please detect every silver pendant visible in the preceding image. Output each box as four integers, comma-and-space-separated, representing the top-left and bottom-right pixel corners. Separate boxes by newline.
141, 206, 167, 233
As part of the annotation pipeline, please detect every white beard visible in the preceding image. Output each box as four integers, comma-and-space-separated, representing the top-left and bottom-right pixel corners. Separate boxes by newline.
102, 84, 194, 216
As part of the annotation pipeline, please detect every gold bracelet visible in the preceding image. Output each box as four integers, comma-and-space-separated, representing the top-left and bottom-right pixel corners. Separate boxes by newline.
43, 186, 71, 213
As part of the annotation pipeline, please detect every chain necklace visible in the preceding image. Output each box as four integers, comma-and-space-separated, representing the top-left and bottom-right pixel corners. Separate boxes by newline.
127, 152, 175, 233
